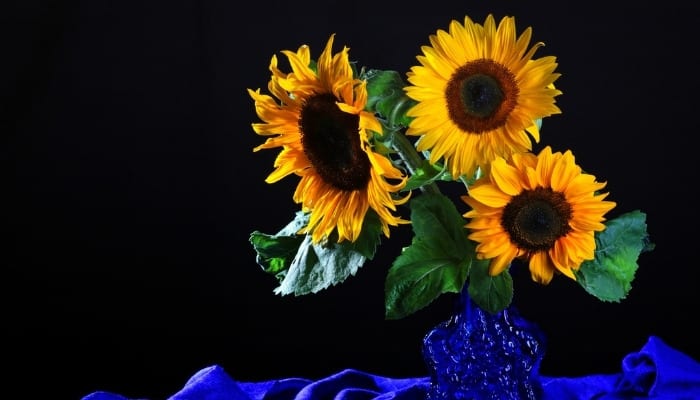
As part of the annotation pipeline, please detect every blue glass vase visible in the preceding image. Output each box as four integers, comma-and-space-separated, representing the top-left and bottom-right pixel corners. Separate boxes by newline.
422, 287, 546, 400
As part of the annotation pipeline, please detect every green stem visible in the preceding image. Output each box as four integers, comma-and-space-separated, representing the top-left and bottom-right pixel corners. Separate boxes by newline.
391, 131, 440, 195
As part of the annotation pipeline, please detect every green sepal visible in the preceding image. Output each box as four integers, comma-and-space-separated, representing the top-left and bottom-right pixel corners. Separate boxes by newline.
467, 259, 514, 314
362, 69, 417, 129
250, 210, 384, 296
574, 210, 653, 302
384, 192, 474, 319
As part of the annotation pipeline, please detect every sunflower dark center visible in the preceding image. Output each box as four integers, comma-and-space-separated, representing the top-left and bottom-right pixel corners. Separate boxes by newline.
501, 187, 572, 253
299, 93, 371, 191
462, 74, 503, 118
445, 59, 519, 134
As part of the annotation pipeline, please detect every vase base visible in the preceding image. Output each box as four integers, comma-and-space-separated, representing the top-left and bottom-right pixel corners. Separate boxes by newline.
422, 291, 546, 400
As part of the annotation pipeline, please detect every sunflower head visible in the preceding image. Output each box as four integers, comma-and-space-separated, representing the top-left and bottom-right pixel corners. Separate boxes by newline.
462, 146, 616, 285
248, 34, 410, 244
405, 14, 562, 180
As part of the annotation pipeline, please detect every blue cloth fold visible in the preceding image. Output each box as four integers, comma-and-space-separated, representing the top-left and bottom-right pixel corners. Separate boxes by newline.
82, 336, 700, 400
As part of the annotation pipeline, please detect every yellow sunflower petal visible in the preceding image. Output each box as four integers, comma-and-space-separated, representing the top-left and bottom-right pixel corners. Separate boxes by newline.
465, 216, 501, 230
474, 231, 512, 258
490, 157, 524, 196
524, 121, 540, 142
529, 252, 554, 284
551, 150, 581, 192
534, 146, 555, 186
573, 198, 617, 215
467, 184, 512, 208
489, 245, 518, 276
550, 240, 576, 280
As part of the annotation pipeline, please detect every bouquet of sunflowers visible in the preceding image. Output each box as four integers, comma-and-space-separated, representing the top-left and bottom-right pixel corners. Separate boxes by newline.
247, 14, 652, 320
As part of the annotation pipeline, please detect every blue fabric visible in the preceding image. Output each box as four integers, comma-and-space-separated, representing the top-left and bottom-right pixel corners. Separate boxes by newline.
82, 336, 700, 400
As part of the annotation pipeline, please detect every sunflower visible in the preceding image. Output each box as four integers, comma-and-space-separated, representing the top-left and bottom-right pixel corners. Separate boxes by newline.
404, 14, 562, 179
248, 34, 409, 244
462, 146, 616, 284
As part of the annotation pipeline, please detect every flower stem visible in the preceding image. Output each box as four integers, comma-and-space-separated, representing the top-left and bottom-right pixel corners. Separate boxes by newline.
391, 131, 440, 195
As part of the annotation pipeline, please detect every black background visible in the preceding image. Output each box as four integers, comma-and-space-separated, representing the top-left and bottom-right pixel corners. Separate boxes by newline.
6, 1, 700, 399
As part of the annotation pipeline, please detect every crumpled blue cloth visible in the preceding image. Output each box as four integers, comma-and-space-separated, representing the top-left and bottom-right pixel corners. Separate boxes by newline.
82, 336, 700, 400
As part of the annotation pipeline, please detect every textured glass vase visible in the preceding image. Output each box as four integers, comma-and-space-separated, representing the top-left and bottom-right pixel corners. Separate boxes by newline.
422, 287, 546, 400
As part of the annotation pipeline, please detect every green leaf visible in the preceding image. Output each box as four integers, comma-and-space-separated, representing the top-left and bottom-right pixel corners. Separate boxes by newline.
467, 259, 513, 314
363, 69, 417, 128
574, 210, 653, 302
384, 241, 471, 320
409, 193, 470, 257
384, 192, 474, 319
249, 212, 309, 278
250, 210, 384, 296
274, 235, 366, 295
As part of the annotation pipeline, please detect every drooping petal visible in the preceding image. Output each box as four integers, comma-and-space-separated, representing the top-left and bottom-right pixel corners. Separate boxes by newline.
528, 252, 554, 284
489, 245, 518, 276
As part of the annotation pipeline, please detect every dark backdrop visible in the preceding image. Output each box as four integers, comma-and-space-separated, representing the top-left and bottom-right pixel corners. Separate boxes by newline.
6, 1, 700, 398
